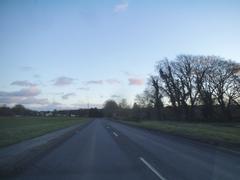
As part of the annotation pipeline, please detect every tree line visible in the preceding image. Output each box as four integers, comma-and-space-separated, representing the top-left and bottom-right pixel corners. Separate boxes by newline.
0, 104, 103, 117
104, 55, 240, 122
0, 104, 37, 116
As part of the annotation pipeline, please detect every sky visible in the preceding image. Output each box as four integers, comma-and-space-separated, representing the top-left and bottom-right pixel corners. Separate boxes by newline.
0, 0, 240, 110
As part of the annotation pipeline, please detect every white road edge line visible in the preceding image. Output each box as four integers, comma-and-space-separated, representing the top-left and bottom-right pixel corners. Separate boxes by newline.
113, 132, 119, 137
139, 157, 167, 180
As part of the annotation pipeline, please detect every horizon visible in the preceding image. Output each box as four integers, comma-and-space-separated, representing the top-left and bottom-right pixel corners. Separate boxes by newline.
1, 0, 240, 110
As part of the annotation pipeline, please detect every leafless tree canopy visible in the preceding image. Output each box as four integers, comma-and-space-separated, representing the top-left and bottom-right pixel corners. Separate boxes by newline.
135, 55, 240, 121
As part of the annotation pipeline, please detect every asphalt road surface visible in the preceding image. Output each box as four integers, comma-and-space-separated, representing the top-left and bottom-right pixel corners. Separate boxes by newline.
10, 119, 240, 180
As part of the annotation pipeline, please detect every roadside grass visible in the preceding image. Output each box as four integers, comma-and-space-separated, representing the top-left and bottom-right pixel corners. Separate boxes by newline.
0, 116, 88, 148
119, 120, 240, 146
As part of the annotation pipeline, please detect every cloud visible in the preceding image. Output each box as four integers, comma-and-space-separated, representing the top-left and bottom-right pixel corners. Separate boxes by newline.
85, 79, 120, 85
123, 71, 141, 77
11, 80, 36, 87
78, 87, 90, 91
20, 97, 48, 105
106, 79, 121, 85
34, 74, 40, 78
0, 97, 48, 105
111, 94, 121, 99
128, 78, 144, 86
0, 87, 41, 97
21, 66, 33, 71
53, 76, 74, 86
62, 93, 76, 100
0, 87, 44, 106
86, 80, 103, 85
114, 2, 128, 13
123, 71, 131, 76
32, 102, 63, 111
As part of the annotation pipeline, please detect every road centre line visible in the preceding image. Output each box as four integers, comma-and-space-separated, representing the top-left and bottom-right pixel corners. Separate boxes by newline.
139, 157, 167, 180
113, 132, 119, 137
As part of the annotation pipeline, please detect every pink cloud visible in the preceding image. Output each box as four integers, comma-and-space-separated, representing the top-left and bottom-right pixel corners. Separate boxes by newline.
128, 78, 144, 86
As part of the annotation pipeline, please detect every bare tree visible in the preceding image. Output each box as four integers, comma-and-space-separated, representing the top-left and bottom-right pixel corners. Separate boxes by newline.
157, 58, 191, 120
135, 55, 240, 122
156, 55, 240, 121
135, 89, 154, 108
148, 76, 164, 120
174, 55, 210, 120
199, 56, 221, 120
210, 59, 240, 120
158, 59, 181, 111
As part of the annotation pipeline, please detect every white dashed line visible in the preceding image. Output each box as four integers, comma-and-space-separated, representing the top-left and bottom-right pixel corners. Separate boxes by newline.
139, 157, 167, 180
113, 132, 119, 137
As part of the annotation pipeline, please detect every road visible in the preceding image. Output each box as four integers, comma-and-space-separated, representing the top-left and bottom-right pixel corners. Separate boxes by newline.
10, 119, 240, 180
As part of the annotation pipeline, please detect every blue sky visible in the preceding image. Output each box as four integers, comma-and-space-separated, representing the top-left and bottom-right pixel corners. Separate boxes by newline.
0, 0, 240, 110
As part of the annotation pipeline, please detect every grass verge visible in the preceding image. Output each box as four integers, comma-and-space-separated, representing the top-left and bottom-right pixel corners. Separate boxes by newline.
0, 116, 88, 148
119, 120, 240, 148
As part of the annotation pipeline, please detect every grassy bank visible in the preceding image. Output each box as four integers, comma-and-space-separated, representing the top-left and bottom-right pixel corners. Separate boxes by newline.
119, 120, 240, 147
0, 116, 88, 148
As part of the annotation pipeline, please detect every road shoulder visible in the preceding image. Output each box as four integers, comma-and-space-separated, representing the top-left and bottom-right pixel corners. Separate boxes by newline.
114, 120, 240, 155
0, 119, 92, 177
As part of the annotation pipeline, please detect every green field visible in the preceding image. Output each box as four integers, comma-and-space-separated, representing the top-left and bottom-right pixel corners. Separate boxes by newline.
120, 120, 240, 146
0, 116, 88, 148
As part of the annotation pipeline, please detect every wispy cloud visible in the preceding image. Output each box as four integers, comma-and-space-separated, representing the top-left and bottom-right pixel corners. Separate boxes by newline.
0, 87, 41, 97
128, 78, 144, 86
33, 102, 63, 111
53, 76, 74, 86
123, 71, 141, 77
21, 66, 33, 71
78, 87, 90, 91
62, 93, 76, 100
114, 2, 128, 13
106, 79, 121, 85
111, 94, 121, 99
17, 97, 48, 105
34, 74, 40, 78
85, 79, 120, 85
86, 80, 103, 85
0, 87, 45, 106
11, 80, 36, 87
0, 97, 49, 105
